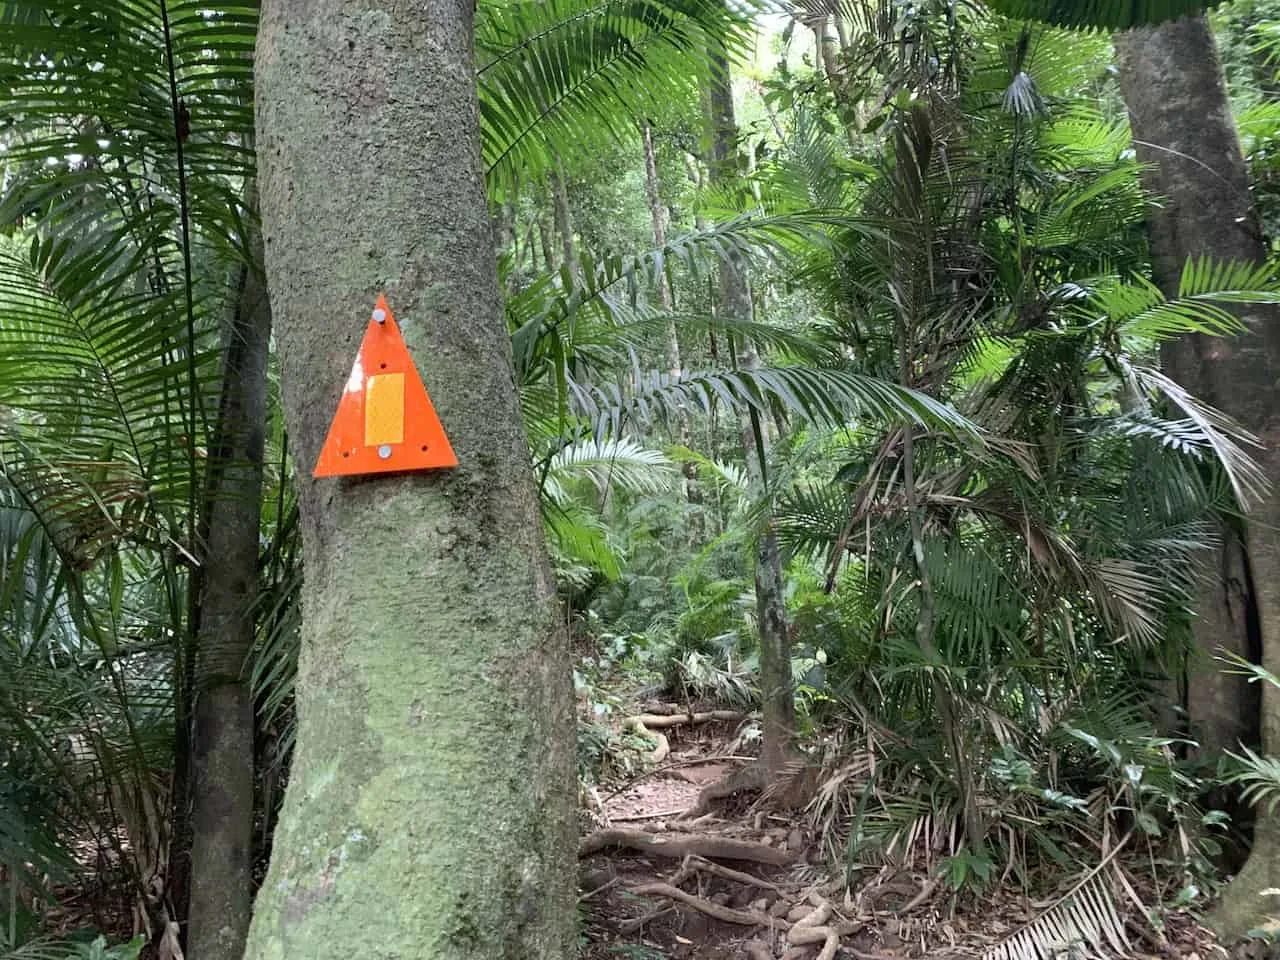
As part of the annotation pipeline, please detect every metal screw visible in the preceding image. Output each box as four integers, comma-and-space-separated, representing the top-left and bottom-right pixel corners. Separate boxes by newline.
372, 308, 387, 324
377, 444, 392, 459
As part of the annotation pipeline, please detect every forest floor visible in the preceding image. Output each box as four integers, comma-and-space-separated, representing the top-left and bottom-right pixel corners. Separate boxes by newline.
576, 706, 1230, 960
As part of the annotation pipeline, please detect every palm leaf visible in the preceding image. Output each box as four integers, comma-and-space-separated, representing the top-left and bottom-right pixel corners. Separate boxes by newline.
477, 0, 757, 189
984, 860, 1131, 960
570, 366, 984, 441
543, 437, 675, 502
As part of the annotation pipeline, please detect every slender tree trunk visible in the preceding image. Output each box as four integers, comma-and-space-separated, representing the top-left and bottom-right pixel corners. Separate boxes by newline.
186, 183, 271, 960
803, 13, 860, 147
537, 209, 556, 274
246, 3, 577, 958
1117, 16, 1280, 941
642, 124, 675, 317
551, 160, 580, 279
493, 199, 515, 261
707, 46, 794, 777
900, 422, 984, 851
643, 122, 700, 517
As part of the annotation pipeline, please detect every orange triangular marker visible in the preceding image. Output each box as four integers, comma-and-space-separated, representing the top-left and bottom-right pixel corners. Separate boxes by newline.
313, 295, 458, 477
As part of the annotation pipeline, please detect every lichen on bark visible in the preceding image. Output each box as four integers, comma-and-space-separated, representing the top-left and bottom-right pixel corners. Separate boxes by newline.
244, 2, 577, 958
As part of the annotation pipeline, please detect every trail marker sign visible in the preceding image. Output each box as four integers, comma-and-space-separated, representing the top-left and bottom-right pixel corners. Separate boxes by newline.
313, 295, 458, 477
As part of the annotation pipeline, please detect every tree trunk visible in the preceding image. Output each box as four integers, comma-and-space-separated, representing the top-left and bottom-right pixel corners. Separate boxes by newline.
246, 3, 577, 958
186, 184, 271, 960
642, 123, 675, 317
551, 160, 580, 280
643, 122, 700, 516
707, 46, 795, 777
537, 209, 556, 275
1116, 15, 1280, 941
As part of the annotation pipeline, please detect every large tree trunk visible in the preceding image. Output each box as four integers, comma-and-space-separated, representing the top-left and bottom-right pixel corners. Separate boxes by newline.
1116, 15, 1280, 942
706, 47, 795, 777
185, 186, 271, 960
245, 3, 577, 958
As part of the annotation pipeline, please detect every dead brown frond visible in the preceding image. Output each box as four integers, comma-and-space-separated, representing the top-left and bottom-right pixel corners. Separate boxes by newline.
983, 841, 1133, 960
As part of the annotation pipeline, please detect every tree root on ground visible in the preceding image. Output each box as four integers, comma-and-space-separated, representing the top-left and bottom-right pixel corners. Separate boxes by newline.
620, 710, 746, 765
680, 761, 770, 820
616, 905, 674, 934
687, 856, 786, 892
629, 883, 776, 926
614, 865, 876, 960
620, 717, 670, 764
632, 709, 745, 729
579, 827, 794, 864
788, 898, 839, 960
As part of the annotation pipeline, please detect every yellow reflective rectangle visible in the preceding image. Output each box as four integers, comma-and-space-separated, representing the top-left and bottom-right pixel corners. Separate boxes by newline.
364, 373, 405, 446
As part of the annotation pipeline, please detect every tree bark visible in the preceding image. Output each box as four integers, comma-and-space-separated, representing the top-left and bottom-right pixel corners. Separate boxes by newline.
186, 184, 271, 960
246, 3, 577, 958
551, 160, 580, 280
642, 123, 675, 317
1116, 15, 1280, 941
707, 46, 795, 777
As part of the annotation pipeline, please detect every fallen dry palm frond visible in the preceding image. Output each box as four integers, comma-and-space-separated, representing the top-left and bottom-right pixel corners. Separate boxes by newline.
983, 838, 1132, 960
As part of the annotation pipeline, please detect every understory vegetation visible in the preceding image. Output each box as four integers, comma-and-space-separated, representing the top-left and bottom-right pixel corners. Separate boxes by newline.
3, 0, 1280, 958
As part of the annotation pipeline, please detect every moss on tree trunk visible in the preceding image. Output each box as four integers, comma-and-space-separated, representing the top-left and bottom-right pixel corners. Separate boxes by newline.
244, 3, 577, 958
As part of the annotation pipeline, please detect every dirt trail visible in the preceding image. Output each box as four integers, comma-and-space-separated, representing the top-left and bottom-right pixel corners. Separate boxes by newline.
578, 712, 934, 960
577, 706, 1229, 960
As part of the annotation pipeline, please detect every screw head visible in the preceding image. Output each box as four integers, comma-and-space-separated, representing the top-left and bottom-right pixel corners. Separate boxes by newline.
372, 308, 387, 323
377, 444, 392, 459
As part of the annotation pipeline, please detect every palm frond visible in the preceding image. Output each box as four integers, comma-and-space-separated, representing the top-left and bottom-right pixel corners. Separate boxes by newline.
984, 865, 1130, 960
477, 0, 757, 190
544, 437, 675, 503
1129, 364, 1266, 508
569, 365, 984, 442
1225, 745, 1280, 815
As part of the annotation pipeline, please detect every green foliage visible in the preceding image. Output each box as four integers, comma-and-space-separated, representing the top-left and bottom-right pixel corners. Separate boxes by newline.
0, 0, 1276, 949
477, 0, 758, 192
1, 935, 144, 960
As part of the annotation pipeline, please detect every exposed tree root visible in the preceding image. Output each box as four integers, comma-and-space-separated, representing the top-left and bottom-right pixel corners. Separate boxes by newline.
632, 710, 746, 729
899, 877, 936, 913
578, 876, 618, 901
620, 711, 746, 766
688, 856, 785, 892
629, 883, 777, 926
612, 808, 687, 822
616, 906, 675, 934
680, 761, 769, 820
786, 895, 862, 960
600, 754, 752, 803
620, 717, 670, 763
579, 827, 794, 865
